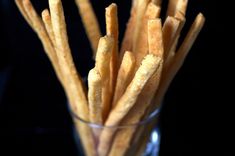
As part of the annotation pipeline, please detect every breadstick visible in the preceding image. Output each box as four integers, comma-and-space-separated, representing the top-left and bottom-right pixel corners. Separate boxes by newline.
167, 0, 178, 16
151, 13, 205, 113
148, 19, 163, 57
42, 9, 55, 46
162, 16, 180, 59
95, 36, 114, 121
88, 68, 102, 125
176, 0, 188, 16
75, 0, 101, 58
15, 0, 33, 29
48, 1, 96, 156
105, 3, 119, 107
49, 0, 88, 123
20, 0, 63, 85
132, 0, 150, 52
108, 19, 163, 156
151, 0, 162, 6
166, 0, 188, 63
98, 54, 162, 156
165, 11, 186, 67
167, 0, 188, 21
133, 3, 161, 68
112, 51, 135, 107
108, 64, 163, 156
167, 0, 188, 16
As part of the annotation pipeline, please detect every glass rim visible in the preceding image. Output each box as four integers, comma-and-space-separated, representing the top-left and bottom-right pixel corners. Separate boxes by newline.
70, 108, 160, 129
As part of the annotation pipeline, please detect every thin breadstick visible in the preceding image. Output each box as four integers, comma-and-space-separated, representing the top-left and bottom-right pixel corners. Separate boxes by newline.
49, 0, 88, 123
15, 0, 33, 28
48, 1, 96, 156
151, 13, 205, 113
21, 0, 63, 85
165, 11, 186, 66
166, 0, 178, 16
105, 3, 119, 109
151, 0, 162, 6
133, 3, 161, 68
166, 0, 188, 62
167, 0, 188, 17
88, 68, 103, 125
95, 36, 114, 121
148, 19, 163, 57
112, 51, 135, 107
108, 19, 164, 156
176, 0, 188, 16
162, 16, 180, 59
22, 0, 44, 33
98, 54, 162, 156
132, 0, 150, 52
108, 64, 163, 156
75, 0, 101, 58
18, 0, 75, 117
41, 9, 55, 46
132, 0, 138, 7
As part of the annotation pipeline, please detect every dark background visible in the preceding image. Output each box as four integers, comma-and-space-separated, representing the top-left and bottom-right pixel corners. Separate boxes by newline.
0, 0, 223, 155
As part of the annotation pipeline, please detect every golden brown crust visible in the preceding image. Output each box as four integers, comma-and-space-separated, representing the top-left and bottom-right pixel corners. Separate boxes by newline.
112, 51, 135, 107
88, 68, 103, 125
98, 54, 162, 156
42, 9, 56, 46
95, 36, 114, 122
49, 1, 96, 155
105, 4, 119, 115
151, 13, 205, 116
75, 0, 101, 58
133, 3, 161, 69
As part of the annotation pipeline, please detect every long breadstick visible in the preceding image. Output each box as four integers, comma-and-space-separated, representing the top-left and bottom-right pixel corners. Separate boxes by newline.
148, 19, 163, 57
132, 0, 150, 52
151, 13, 205, 114
112, 51, 135, 107
132, 12, 205, 156
75, 0, 101, 58
162, 16, 180, 59
133, 2, 161, 68
108, 19, 163, 156
88, 68, 103, 125
151, 0, 162, 6
166, 0, 188, 63
49, 0, 88, 118
176, 0, 188, 16
20, 0, 64, 85
41, 9, 55, 46
105, 3, 119, 111
48, 1, 96, 156
98, 54, 162, 156
166, 0, 178, 16
95, 36, 114, 121
15, 0, 33, 29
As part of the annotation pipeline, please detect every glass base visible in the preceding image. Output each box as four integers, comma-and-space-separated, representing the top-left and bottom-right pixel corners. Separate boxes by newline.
72, 126, 160, 156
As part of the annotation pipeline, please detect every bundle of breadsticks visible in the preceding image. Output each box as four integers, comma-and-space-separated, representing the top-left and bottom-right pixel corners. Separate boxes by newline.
15, 0, 205, 155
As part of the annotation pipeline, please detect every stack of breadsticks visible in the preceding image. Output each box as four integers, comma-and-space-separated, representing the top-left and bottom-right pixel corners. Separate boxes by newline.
15, 0, 205, 155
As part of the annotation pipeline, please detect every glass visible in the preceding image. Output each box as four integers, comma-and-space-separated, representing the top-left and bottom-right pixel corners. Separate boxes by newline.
70, 108, 161, 156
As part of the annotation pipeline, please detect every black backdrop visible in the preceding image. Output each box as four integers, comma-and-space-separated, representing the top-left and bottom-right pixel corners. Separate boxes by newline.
0, 0, 221, 155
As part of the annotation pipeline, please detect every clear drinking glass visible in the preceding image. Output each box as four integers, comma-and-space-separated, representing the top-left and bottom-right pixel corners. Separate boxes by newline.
70, 108, 161, 156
